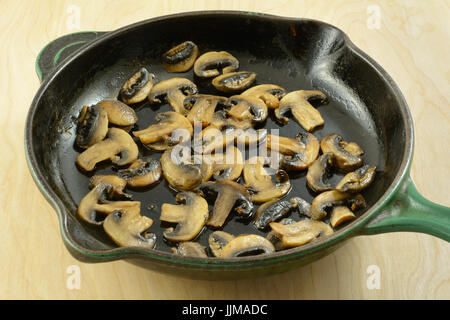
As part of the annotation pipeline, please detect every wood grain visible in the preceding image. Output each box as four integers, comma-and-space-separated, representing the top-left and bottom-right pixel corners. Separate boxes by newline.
0, 0, 448, 299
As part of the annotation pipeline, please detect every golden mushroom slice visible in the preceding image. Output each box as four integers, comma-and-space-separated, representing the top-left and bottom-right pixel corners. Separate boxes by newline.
243, 156, 291, 203
160, 192, 209, 242
162, 41, 199, 73
242, 84, 287, 109
226, 95, 268, 123
118, 158, 162, 188
148, 77, 198, 114
76, 128, 139, 171
310, 190, 366, 220
133, 112, 193, 150
266, 218, 296, 251
75, 105, 109, 149
96, 99, 138, 126
280, 133, 320, 171
119, 67, 154, 104
209, 231, 236, 257
214, 234, 276, 258
320, 134, 364, 171
184, 94, 227, 127
194, 125, 237, 155
306, 152, 334, 193
198, 180, 253, 228
275, 90, 327, 131
336, 165, 377, 193
269, 220, 334, 248
254, 198, 299, 230
172, 242, 207, 258
103, 204, 156, 248
330, 206, 356, 228
193, 51, 239, 78
78, 175, 139, 225
210, 110, 254, 130
161, 147, 212, 191
208, 146, 244, 181
212, 71, 257, 93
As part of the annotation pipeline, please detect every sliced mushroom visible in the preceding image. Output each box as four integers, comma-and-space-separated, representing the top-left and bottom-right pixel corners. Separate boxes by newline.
161, 147, 212, 191
212, 71, 257, 93
209, 231, 236, 257
193, 51, 239, 78
172, 242, 207, 258
330, 206, 355, 228
289, 197, 312, 217
320, 134, 364, 171
215, 234, 275, 258
243, 156, 291, 203
210, 110, 253, 130
162, 41, 199, 73
195, 125, 237, 155
97, 99, 138, 126
235, 128, 268, 146
160, 192, 209, 241
266, 218, 296, 250
185, 94, 227, 127
208, 146, 244, 181
254, 198, 298, 230
119, 67, 153, 104
118, 158, 162, 188
76, 128, 139, 171
133, 112, 193, 150
75, 105, 108, 148
306, 152, 334, 192
198, 180, 253, 228
226, 95, 268, 123
278, 132, 320, 171
275, 90, 327, 131
78, 175, 139, 225
103, 205, 156, 248
310, 190, 366, 220
336, 165, 377, 193
269, 220, 334, 248
148, 77, 198, 114
242, 84, 287, 109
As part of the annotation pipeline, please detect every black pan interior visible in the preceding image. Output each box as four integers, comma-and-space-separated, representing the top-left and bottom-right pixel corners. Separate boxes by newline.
29, 14, 406, 254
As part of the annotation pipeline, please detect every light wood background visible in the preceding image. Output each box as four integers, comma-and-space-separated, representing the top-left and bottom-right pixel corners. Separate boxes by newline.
1, 0, 448, 299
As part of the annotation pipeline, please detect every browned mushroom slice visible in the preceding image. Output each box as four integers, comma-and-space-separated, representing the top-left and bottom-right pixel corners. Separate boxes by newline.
254, 198, 298, 230
266, 218, 296, 250
118, 158, 162, 188
193, 51, 239, 78
172, 242, 207, 257
78, 175, 139, 225
133, 112, 193, 150
306, 152, 334, 192
269, 220, 333, 248
216, 234, 275, 258
97, 99, 138, 126
208, 146, 244, 181
162, 41, 199, 73
275, 90, 327, 131
161, 147, 212, 191
290, 197, 312, 217
198, 180, 253, 228
226, 95, 268, 123
242, 84, 287, 109
194, 125, 237, 155
76, 128, 139, 171
212, 71, 257, 93
103, 205, 156, 248
210, 110, 254, 130
119, 67, 153, 104
148, 77, 198, 114
160, 192, 209, 242
266, 134, 304, 155
310, 190, 366, 220
209, 231, 235, 257
320, 134, 364, 171
243, 156, 291, 203
185, 94, 227, 127
336, 165, 377, 193
330, 206, 356, 228
75, 105, 109, 149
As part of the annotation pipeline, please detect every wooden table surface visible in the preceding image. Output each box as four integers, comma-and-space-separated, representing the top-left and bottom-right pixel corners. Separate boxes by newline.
1, 0, 449, 299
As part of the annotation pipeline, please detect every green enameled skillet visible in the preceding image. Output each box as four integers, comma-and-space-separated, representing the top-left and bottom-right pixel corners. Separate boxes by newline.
25, 11, 450, 280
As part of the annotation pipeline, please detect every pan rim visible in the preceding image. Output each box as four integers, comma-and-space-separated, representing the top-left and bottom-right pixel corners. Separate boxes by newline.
25, 10, 414, 268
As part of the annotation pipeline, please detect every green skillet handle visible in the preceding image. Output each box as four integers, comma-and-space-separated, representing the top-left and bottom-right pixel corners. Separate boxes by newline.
362, 176, 450, 241
35, 31, 106, 83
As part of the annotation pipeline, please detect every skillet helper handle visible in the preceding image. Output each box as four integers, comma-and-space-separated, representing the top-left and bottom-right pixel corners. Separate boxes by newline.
35, 31, 105, 82
362, 176, 450, 241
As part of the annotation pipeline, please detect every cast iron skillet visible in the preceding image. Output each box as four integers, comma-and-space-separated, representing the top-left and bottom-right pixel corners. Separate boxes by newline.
25, 11, 450, 280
